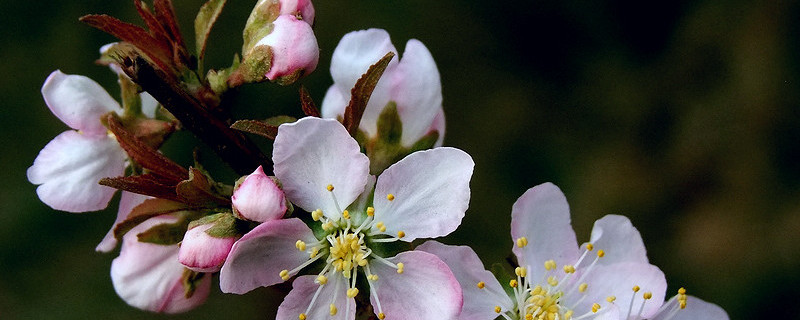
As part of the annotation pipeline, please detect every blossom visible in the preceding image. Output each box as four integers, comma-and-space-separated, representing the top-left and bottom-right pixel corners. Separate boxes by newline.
220, 117, 472, 319
420, 183, 728, 320
111, 215, 211, 313
321, 29, 445, 148
178, 219, 238, 273
232, 165, 288, 222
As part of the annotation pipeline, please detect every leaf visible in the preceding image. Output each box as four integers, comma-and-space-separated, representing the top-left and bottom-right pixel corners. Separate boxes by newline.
231, 116, 297, 140
194, 0, 227, 61
182, 269, 207, 298
176, 167, 231, 206
203, 214, 241, 238
299, 86, 320, 117
376, 101, 402, 144
99, 174, 181, 202
153, 0, 186, 50
343, 52, 395, 136
106, 114, 189, 183
113, 198, 194, 240
79, 14, 172, 72
137, 219, 190, 245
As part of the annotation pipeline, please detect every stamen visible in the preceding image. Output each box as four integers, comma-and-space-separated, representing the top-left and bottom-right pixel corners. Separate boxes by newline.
329, 303, 337, 316
544, 260, 557, 271
342, 210, 350, 219
495, 306, 502, 313
365, 264, 385, 317
327, 184, 334, 192
633, 291, 652, 319
578, 283, 588, 293
606, 296, 616, 303
386, 194, 395, 201
597, 250, 605, 258
477, 281, 486, 289
510, 279, 518, 288
563, 265, 575, 274
311, 209, 323, 221
515, 267, 527, 277
347, 288, 359, 298
298, 313, 306, 320
591, 303, 601, 313
295, 240, 306, 251
516, 237, 529, 248
367, 207, 375, 216
397, 231, 405, 238
316, 275, 328, 285
586, 243, 594, 251
378, 313, 386, 319
625, 285, 641, 319
396, 262, 404, 274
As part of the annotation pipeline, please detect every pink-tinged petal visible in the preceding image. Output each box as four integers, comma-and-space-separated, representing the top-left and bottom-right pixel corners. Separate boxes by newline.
417, 241, 513, 319
589, 214, 649, 265
429, 108, 445, 147
273, 117, 369, 220
391, 39, 443, 147
41, 70, 121, 135
96, 192, 150, 253
652, 296, 729, 320
368, 251, 462, 320
276, 275, 355, 320
510, 183, 579, 281
277, 0, 315, 24
565, 262, 666, 319
27, 131, 126, 212
373, 147, 473, 241
326, 29, 398, 137
179, 222, 237, 273
219, 218, 318, 294
111, 216, 210, 313
257, 15, 319, 82
232, 166, 287, 222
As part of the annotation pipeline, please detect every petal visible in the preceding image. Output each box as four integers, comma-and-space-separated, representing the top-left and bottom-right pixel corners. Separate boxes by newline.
140, 92, 159, 118
111, 215, 210, 313
27, 131, 126, 212
276, 275, 355, 320
368, 251, 462, 320
416, 241, 513, 319
320, 85, 348, 120
373, 147, 473, 241
510, 183, 579, 281
219, 218, 319, 294
273, 117, 369, 220
277, 0, 315, 24
565, 262, 667, 319
589, 214, 649, 265
232, 166, 287, 222
178, 222, 237, 273
429, 107, 445, 147
391, 39, 443, 147
652, 296, 729, 320
258, 15, 319, 82
41, 70, 121, 135
327, 29, 398, 138
96, 192, 150, 253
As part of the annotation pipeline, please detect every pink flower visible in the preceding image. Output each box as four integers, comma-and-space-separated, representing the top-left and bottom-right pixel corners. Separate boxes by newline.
322, 29, 445, 147
178, 221, 238, 273
419, 183, 728, 320
232, 165, 287, 222
111, 215, 211, 313
220, 117, 473, 319
257, 15, 319, 82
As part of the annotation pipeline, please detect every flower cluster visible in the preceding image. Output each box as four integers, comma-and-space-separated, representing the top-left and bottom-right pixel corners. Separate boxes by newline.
28, 1, 729, 319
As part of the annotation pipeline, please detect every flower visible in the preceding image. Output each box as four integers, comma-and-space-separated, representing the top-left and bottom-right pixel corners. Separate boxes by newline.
178, 219, 238, 273
111, 215, 211, 313
321, 28, 445, 148
220, 117, 473, 319
419, 182, 728, 320
232, 165, 288, 222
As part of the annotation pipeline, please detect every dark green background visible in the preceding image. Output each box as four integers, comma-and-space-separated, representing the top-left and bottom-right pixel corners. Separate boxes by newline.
2, 0, 798, 319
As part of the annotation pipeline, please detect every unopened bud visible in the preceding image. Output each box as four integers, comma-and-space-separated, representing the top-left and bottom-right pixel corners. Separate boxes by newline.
232, 166, 288, 222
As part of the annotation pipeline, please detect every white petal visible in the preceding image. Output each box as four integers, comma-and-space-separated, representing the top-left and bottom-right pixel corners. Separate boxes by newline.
111, 215, 211, 313
41, 70, 120, 135
275, 275, 355, 320
391, 39, 443, 147
429, 108, 445, 147
273, 117, 369, 220
27, 131, 126, 212
320, 85, 348, 121
510, 183, 580, 282
96, 192, 150, 253
651, 295, 729, 320
373, 147, 473, 241
417, 241, 513, 319
589, 214, 649, 265
565, 262, 667, 319
140, 92, 159, 118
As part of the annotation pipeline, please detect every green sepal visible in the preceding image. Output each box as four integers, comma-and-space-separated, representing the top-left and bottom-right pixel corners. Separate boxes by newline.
207, 54, 240, 94
114, 199, 197, 240
408, 130, 439, 153
181, 269, 207, 298
376, 101, 402, 144
196, 212, 247, 239
137, 215, 193, 245
194, 0, 227, 66
176, 167, 232, 206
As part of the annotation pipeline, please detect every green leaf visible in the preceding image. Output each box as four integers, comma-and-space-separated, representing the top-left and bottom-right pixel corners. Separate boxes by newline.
113, 198, 193, 240
231, 116, 297, 140
137, 219, 190, 245
203, 214, 240, 238
343, 52, 395, 136
194, 0, 227, 63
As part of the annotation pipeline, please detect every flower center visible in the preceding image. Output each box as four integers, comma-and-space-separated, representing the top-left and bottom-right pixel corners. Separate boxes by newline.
327, 229, 368, 278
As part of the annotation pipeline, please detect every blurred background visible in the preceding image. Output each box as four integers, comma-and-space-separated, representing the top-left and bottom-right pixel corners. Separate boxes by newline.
1, 0, 798, 319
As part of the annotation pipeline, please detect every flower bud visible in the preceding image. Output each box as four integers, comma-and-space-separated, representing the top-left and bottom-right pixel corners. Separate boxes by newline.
178, 219, 237, 273
232, 166, 288, 222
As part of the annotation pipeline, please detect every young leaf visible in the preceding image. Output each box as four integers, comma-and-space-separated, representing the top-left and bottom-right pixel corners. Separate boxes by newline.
113, 198, 195, 240
343, 52, 395, 136
231, 116, 297, 140
176, 167, 231, 206
194, 0, 227, 62
299, 86, 320, 117
99, 174, 182, 202
106, 113, 189, 182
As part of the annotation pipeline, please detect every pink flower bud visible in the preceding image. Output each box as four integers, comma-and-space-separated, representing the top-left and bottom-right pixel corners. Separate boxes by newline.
277, 0, 315, 24
232, 166, 288, 222
256, 14, 319, 84
178, 222, 237, 273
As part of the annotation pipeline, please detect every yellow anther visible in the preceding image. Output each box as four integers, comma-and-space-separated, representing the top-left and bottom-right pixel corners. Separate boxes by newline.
547, 276, 558, 286
316, 275, 328, 285
494, 306, 502, 313
378, 313, 386, 319
311, 209, 323, 221
397, 231, 406, 238
309, 247, 319, 258
678, 294, 688, 301
509, 279, 518, 288
586, 243, 594, 251
680, 300, 687, 309
515, 266, 527, 277
592, 303, 601, 313
606, 296, 616, 303
477, 281, 486, 289
525, 313, 533, 320
369, 274, 379, 281
643, 292, 653, 300
322, 221, 334, 231
327, 184, 334, 192
564, 310, 574, 319
579, 283, 588, 293
516, 237, 528, 248
678, 287, 686, 295
563, 265, 575, 274
329, 303, 337, 316
342, 210, 350, 219
367, 207, 375, 216
299, 313, 306, 320
597, 250, 605, 258
347, 288, 359, 298
544, 259, 557, 271
387, 194, 395, 201
280, 270, 290, 281
295, 240, 306, 251
396, 262, 404, 274
632, 285, 641, 293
